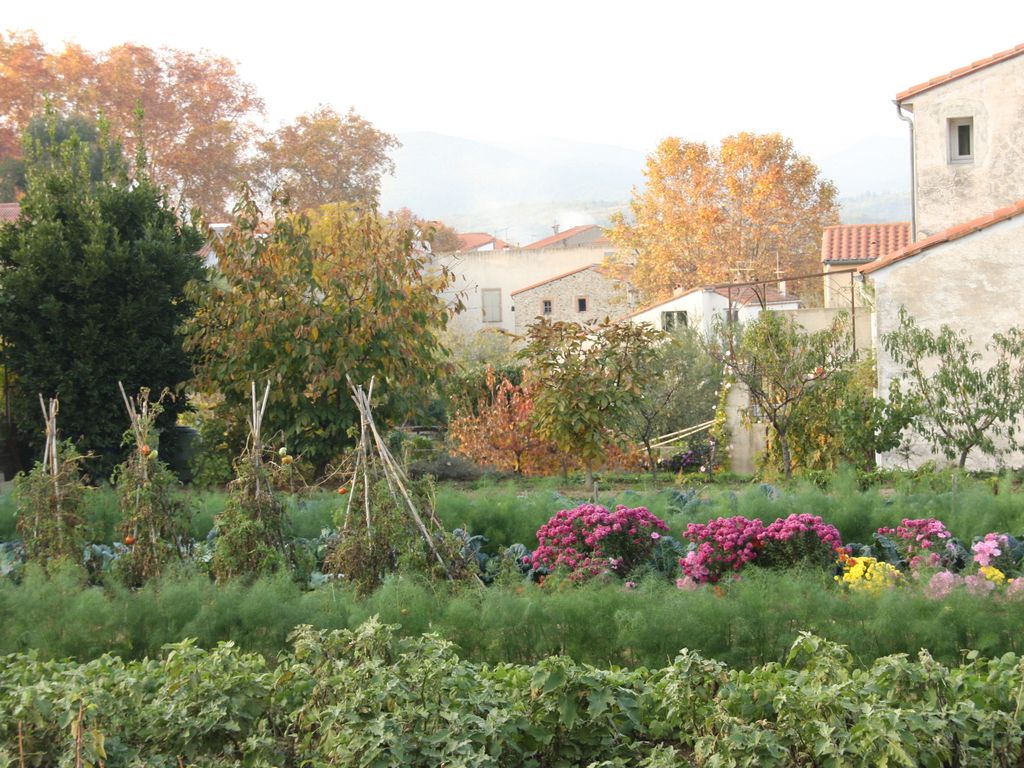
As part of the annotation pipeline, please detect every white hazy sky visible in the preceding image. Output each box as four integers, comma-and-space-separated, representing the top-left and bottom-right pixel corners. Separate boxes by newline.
6, 0, 1024, 159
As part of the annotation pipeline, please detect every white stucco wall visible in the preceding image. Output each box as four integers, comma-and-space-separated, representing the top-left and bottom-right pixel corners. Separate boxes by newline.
627, 289, 800, 338
905, 54, 1024, 238
870, 214, 1024, 470
435, 245, 614, 334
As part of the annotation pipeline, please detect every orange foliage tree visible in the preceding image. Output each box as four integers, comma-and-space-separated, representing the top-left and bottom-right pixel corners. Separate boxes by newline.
448, 370, 562, 476
608, 133, 839, 300
0, 30, 263, 216
257, 105, 399, 211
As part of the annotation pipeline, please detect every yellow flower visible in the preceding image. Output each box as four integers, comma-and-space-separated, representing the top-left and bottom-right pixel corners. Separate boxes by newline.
838, 556, 900, 593
980, 565, 1006, 584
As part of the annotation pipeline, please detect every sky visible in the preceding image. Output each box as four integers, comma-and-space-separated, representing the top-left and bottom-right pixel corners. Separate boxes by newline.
6, 0, 1024, 160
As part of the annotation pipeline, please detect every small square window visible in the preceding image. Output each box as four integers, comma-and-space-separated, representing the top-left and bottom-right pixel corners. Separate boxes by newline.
542, 299, 552, 315
948, 117, 974, 163
577, 297, 588, 313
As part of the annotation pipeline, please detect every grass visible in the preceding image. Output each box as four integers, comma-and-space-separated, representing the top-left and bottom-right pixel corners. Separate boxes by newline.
3, 562, 1022, 670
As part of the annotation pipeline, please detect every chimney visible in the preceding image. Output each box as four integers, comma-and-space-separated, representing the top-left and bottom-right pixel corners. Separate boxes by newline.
777, 280, 787, 297
552, 222, 560, 235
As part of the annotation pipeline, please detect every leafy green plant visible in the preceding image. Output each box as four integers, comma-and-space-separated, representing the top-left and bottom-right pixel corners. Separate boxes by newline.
211, 384, 290, 581
14, 398, 87, 567
112, 386, 189, 586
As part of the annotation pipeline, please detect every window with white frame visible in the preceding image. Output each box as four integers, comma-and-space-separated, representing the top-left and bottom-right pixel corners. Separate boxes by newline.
948, 117, 974, 164
542, 299, 552, 315
481, 288, 502, 323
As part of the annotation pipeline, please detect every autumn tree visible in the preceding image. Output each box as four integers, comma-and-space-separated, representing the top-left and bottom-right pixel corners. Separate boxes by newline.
609, 133, 839, 300
448, 369, 561, 475
519, 318, 661, 492
710, 311, 855, 480
184, 192, 458, 475
0, 125, 204, 473
882, 308, 1024, 469
257, 106, 399, 211
0, 30, 264, 216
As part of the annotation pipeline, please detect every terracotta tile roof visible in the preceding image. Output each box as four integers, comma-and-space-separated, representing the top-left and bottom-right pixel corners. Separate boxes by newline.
0, 202, 20, 223
897, 43, 1024, 102
861, 199, 1024, 275
511, 264, 606, 296
821, 222, 911, 263
522, 225, 600, 250
456, 232, 509, 251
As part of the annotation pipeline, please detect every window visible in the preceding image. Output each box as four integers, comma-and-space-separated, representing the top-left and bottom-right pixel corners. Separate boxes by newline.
481, 288, 502, 323
948, 117, 974, 163
542, 299, 552, 315
577, 297, 588, 313
660, 310, 688, 332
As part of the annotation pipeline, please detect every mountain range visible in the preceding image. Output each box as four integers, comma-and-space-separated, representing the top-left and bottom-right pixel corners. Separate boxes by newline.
378, 133, 912, 246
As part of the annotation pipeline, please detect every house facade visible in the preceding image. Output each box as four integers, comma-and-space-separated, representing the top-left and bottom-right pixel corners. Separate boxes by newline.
625, 285, 800, 339
864, 43, 1024, 470
435, 244, 617, 336
511, 264, 637, 335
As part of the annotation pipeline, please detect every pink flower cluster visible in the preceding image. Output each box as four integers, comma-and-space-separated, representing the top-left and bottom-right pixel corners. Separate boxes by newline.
679, 516, 765, 584
877, 518, 952, 569
972, 533, 1008, 567
759, 514, 843, 567
531, 504, 669, 580
679, 514, 845, 584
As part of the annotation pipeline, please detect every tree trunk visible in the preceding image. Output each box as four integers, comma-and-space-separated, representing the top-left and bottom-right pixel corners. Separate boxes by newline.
958, 446, 971, 469
644, 440, 658, 481
585, 459, 595, 500
778, 429, 793, 480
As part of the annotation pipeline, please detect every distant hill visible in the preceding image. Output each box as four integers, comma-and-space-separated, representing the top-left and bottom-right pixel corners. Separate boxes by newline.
379, 132, 913, 242
379, 133, 641, 244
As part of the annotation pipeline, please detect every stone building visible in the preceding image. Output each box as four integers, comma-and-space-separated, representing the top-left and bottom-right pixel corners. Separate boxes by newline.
863, 42, 1024, 470
511, 263, 637, 335
435, 244, 617, 337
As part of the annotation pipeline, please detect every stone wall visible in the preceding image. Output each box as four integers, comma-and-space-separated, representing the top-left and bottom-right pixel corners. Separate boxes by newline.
512, 266, 637, 335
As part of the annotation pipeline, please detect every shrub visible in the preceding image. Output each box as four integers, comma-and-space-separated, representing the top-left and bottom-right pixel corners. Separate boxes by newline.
531, 504, 669, 580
